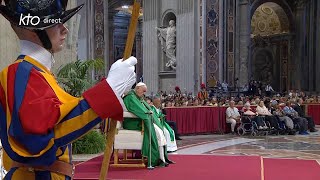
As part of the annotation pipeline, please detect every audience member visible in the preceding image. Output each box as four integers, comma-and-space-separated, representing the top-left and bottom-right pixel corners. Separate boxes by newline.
242, 103, 267, 129
265, 84, 274, 97
198, 83, 209, 100
256, 100, 279, 130
226, 101, 240, 134
293, 98, 318, 132
272, 104, 294, 130
283, 101, 309, 135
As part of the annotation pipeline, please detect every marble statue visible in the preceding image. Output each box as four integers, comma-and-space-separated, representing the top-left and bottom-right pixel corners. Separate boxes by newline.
156, 20, 177, 70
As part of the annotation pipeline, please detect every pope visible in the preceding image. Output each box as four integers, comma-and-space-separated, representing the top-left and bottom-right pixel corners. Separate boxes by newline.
123, 82, 174, 167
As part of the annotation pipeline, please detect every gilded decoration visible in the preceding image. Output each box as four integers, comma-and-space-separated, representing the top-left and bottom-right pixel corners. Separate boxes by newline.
208, 60, 218, 73
208, 8, 218, 27
95, 12, 103, 33
251, 3, 286, 36
94, 0, 104, 59
207, 39, 218, 58
227, 0, 235, 86
206, 0, 219, 87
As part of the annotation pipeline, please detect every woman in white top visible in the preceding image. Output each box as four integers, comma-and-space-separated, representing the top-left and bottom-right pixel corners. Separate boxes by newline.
256, 100, 279, 129
242, 103, 267, 129
226, 101, 240, 134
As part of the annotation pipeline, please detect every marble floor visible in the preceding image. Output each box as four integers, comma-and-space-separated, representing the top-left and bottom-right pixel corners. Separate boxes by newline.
174, 128, 320, 163
72, 126, 320, 165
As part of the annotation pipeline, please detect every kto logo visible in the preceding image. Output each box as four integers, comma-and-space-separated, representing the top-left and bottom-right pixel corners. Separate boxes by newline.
19, 13, 61, 26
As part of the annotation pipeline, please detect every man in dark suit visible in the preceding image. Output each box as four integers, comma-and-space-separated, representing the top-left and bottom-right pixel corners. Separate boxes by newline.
162, 108, 182, 140
293, 98, 318, 132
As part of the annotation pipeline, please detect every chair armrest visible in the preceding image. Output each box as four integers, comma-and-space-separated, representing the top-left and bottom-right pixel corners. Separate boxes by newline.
123, 111, 138, 118
123, 111, 144, 134
115, 112, 137, 132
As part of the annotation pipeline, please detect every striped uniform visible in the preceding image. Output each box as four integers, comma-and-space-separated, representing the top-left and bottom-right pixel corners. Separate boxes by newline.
0, 55, 123, 179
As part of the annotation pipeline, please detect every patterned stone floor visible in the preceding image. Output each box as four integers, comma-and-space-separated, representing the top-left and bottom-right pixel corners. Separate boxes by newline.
174, 129, 320, 163
72, 126, 320, 164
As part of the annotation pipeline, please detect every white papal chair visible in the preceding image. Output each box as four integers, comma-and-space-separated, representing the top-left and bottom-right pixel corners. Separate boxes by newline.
0, 141, 7, 179
111, 111, 145, 168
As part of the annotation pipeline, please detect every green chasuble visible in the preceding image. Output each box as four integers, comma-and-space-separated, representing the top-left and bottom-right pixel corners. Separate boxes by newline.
150, 105, 175, 141
123, 90, 169, 166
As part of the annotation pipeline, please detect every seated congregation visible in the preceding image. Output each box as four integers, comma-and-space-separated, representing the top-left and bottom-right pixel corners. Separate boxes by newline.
226, 98, 317, 136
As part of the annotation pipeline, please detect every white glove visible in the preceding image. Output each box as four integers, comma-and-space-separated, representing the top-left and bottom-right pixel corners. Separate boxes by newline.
106, 56, 137, 97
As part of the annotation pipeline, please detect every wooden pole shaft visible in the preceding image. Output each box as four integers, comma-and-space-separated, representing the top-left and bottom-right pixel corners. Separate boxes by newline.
99, 119, 117, 180
99, 1, 141, 179
123, 0, 141, 60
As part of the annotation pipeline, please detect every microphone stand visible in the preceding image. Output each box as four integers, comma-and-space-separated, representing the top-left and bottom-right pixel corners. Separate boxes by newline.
145, 111, 154, 170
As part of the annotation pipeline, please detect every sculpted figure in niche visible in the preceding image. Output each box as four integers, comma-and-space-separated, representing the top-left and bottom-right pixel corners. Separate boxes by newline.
156, 20, 177, 70
260, 57, 273, 85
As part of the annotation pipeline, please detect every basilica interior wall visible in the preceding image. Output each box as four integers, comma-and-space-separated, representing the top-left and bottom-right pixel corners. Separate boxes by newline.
143, 19, 160, 94
143, 0, 200, 94
143, 0, 160, 94
0, 16, 19, 70
232, 0, 320, 93
0, 0, 79, 73
176, 10, 198, 94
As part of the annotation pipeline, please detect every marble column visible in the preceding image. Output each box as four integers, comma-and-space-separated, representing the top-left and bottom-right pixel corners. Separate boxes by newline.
316, 0, 320, 91
143, 0, 160, 94
193, 0, 201, 93
201, 0, 207, 85
237, 0, 250, 87
308, 0, 315, 91
293, 3, 306, 90
218, 0, 224, 82
86, 1, 95, 60
176, 0, 200, 93
136, 20, 143, 82
205, 0, 219, 88
234, 0, 240, 87
107, 14, 115, 70
176, 0, 198, 94
227, 0, 235, 87
94, 0, 105, 60
300, 1, 310, 90
288, 39, 294, 91
103, 0, 108, 72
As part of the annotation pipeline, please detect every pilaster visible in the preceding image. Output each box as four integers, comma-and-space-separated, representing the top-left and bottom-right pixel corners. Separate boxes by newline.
238, 0, 250, 87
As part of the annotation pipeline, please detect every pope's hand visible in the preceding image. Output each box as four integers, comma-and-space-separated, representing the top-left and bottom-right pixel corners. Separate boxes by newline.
106, 56, 137, 97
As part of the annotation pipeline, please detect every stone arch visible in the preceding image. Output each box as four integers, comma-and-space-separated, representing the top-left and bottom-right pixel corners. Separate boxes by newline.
161, 10, 177, 27
251, 2, 291, 36
250, 0, 294, 32
249, 0, 293, 91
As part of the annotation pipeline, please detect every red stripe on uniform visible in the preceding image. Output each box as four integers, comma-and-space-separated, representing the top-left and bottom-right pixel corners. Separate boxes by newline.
0, 84, 6, 112
7, 64, 19, 115
19, 68, 61, 134
83, 80, 123, 120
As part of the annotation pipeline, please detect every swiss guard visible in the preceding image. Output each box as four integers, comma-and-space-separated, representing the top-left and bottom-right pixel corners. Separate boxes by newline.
0, 0, 136, 179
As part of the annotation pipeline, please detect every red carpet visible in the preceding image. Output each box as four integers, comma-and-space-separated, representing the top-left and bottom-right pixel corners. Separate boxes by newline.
74, 155, 320, 180
263, 158, 320, 180
74, 155, 262, 180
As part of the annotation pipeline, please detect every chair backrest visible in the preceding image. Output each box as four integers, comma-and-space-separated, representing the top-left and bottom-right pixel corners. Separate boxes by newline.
0, 142, 6, 178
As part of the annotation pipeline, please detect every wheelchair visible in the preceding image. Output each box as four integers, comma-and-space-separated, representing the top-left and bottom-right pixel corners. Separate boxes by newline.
237, 115, 268, 136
